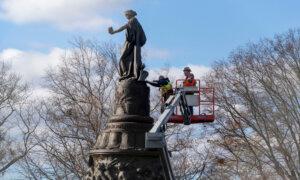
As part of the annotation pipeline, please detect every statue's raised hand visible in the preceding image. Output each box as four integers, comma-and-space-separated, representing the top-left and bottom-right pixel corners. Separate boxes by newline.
108, 27, 114, 34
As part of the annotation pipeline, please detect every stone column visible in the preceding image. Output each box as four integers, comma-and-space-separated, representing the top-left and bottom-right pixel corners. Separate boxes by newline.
86, 78, 169, 180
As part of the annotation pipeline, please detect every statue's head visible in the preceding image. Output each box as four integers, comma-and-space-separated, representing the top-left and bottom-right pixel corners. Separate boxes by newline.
124, 10, 137, 19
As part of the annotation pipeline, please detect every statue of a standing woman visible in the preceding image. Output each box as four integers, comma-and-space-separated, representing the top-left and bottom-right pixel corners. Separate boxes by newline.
108, 10, 147, 81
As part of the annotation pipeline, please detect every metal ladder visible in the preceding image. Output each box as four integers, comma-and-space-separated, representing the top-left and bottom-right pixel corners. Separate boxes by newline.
145, 90, 191, 180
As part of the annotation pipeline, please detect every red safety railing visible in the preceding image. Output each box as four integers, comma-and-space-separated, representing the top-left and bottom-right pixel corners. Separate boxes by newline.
168, 79, 215, 124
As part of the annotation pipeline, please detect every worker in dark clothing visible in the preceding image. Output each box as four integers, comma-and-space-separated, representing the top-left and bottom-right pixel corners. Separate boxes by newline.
146, 76, 173, 112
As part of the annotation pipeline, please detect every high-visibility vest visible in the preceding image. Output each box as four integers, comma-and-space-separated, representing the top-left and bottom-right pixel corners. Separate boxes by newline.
183, 79, 196, 87
161, 83, 173, 94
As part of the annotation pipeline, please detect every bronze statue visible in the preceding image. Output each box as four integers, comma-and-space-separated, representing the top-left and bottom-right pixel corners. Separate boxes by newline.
86, 10, 169, 179
108, 10, 147, 81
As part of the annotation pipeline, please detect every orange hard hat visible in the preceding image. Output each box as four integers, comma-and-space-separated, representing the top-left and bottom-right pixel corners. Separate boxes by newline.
183, 67, 191, 72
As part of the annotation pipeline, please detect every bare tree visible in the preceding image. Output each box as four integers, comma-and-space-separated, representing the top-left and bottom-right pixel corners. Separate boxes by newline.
206, 29, 300, 179
18, 38, 119, 179
0, 62, 37, 175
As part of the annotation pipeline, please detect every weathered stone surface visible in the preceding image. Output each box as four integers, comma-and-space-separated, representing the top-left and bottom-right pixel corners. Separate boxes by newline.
86, 151, 165, 180
93, 121, 153, 150
92, 78, 153, 150
86, 78, 168, 179
115, 78, 151, 117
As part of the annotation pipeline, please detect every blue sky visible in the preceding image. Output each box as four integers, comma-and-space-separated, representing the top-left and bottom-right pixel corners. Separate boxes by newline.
1, 0, 300, 73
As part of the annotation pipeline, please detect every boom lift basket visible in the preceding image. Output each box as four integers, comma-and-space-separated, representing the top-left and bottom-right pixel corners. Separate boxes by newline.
168, 79, 215, 123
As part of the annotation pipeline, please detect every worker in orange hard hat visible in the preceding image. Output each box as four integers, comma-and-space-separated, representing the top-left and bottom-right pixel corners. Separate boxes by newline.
183, 67, 196, 115
183, 66, 195, 86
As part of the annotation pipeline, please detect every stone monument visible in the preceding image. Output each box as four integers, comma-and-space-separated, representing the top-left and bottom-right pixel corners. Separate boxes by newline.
85, 10, 169, 180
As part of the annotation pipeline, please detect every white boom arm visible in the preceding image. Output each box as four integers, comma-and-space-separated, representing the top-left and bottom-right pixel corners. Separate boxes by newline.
146, 90, 190, 148
145, 90, 191, 180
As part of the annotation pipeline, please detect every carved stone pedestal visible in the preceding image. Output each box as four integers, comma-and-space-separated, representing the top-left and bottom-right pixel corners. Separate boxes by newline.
86, 150, 165, 180
85, 79, 168, 180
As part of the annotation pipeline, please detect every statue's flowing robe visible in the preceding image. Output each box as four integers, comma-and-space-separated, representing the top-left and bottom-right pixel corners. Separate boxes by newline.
119, 17, 146, 79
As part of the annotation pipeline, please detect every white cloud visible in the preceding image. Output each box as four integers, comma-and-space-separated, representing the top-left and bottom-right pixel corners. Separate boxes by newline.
0, 48, 65, 98
0, 48, 63, 83
0, 0, 132, 31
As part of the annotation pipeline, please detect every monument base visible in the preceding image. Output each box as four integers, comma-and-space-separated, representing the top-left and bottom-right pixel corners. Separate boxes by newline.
85, 79, 171, 179
93, 115, 153, 150
86, 149, 166, 180
85, 117, 169, 180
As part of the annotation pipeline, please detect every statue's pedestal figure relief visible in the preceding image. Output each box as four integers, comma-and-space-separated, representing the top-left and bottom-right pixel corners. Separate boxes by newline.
86, 79, 167, 180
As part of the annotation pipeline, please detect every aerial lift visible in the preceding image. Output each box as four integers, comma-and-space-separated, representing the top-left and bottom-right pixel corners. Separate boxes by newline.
145, 79, 215, 180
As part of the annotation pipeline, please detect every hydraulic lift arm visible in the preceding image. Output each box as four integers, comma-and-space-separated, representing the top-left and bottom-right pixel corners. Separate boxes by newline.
145, 90, 190, 148
145, 90, 191, 180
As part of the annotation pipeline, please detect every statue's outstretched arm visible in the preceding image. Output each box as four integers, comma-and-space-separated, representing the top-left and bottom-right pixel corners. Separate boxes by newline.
108, 25, 127, 34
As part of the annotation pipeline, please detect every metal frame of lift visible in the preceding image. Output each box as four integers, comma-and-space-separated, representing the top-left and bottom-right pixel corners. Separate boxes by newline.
145, 89, 191, 180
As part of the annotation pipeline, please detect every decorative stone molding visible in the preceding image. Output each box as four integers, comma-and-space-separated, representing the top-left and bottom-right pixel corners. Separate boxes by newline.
86, 151, 165, 180
86, 79, 168, 180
